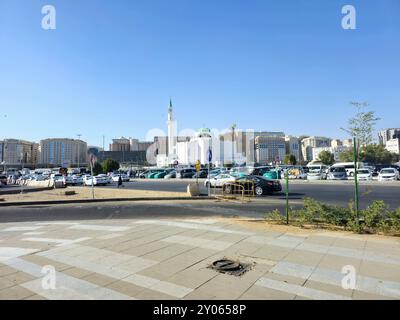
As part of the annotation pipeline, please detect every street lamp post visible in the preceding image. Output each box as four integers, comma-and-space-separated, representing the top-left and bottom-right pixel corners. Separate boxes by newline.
231, 124, 236, 167
77, 134, 82, 169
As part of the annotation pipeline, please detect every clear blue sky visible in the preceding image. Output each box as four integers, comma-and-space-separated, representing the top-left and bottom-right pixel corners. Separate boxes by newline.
0, 0, 399, 147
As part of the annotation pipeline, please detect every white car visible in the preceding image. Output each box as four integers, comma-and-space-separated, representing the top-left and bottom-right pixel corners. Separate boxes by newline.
65, 175, 84, 185
83, 175, 108, 186
378, 168, 399, 181
356, 169, 372, 181
97, 174, 112, 184
205, 174, 236, 188
111, 174, 129, 182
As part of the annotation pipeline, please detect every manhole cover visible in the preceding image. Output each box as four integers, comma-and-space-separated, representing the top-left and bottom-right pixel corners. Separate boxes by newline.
209, 259, 252, 276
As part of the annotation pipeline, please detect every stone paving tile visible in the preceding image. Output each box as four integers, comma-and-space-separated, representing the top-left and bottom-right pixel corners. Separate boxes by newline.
239, 284, 296, 300
332, 238, 366, 250
140, 244, 194, 262
138, 248, 216, 280
106, 280, 145, 298
22, 254, 72, 271
352, 290, 396, 300
303, 279, 354, 298
358, 260, 400, 282
3, 271, 36, 286
82, 272, 119, 287
163, 267, 218, 290
282, 250, 324, 267
303, 235, 338, 246
316, 254, 363, 272
0, 278, 15, 290
251, 245, 293, 261
120, 241, 172, 257
183, 262, 271, 300
0, 285, 36, 300
0, 264, 19, 277
135, 288, 177, 300
62, 267, 94, 279
24, 294, 48, 300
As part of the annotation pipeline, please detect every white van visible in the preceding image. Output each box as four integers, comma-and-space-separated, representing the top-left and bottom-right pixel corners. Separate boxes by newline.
331, 162, 365, 177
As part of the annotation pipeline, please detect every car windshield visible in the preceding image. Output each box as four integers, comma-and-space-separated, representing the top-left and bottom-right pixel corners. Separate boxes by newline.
358, 170, 369, 174
381, 169, 395, 174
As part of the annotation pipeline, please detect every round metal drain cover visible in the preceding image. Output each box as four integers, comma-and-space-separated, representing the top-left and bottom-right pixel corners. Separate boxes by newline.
210, 259, 251, 276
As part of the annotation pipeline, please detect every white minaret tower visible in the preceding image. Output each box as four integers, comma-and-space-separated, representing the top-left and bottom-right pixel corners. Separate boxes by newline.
167, 99, 176, 160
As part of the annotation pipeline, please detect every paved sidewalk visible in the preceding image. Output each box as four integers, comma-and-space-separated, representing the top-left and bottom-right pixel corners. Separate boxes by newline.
0, 216, 399, 300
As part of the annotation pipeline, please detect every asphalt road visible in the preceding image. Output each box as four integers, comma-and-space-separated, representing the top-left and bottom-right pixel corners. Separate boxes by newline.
95, 179, 400, 209
0, 179, 399, 224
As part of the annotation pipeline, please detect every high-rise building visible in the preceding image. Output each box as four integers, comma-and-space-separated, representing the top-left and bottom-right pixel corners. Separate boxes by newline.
254, 132, 286, 165
167, 99, 177, 162
39, 138, 87, 167
109, 137, 131, 152
385, 138, 400, 154
0, 139, 39, 167
285, 136, 301, 162
301, 136, 331, 162
378, 128, 400, 146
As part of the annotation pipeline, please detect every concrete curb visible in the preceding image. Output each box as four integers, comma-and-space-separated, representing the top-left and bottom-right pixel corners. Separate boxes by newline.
0, 196, 216, 207
0, 186, 53, 196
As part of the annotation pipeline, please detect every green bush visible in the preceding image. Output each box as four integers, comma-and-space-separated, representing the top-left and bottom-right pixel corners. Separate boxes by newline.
264, 209, 286, 224
264, 197, 400, 236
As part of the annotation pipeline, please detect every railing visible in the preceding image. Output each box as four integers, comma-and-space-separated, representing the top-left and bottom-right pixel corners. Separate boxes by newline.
216, 181, 255, 202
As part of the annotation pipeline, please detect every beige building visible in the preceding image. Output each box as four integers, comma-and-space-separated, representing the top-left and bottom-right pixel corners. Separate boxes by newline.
385, 139, 400, 155
110, 137, 131, 152
0, 139, 39, 167
254, 133, 286, 165
285, 136, 301, 162
39, 138, 87, 167
301, 136, 331, 162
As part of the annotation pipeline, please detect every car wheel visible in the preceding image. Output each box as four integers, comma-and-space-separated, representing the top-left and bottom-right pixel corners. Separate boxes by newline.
255, 186, 264, 196
349, 172, 354, 177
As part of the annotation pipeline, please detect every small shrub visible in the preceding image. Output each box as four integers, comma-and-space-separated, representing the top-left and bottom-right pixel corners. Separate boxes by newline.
265, 209, 286, 224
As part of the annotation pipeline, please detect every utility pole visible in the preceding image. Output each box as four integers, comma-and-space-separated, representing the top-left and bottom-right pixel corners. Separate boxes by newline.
77, 134, 82, 169
231, 124, 236, 167
102, 135, 105, 151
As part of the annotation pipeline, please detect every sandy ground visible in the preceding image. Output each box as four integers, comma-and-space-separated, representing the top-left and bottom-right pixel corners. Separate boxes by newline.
0, 186, 188, 202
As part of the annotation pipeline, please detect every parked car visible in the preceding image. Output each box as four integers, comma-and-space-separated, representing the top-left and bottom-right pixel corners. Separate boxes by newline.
111, 173, 129, 182
356, 169, 373, 181
176, 168, 196, 179
193, 170, 209, 179
205, 174, 236, 188
83, 175, 108, 186
97, 174, 112, 184
154, 169, 175, 179
378, 168, 399, 181
164, 170, 177, 179
372, 164, 400, 177
327, 166, 348, 180
306, 165, 329, 180
223, 175, 282, 196
0, 175, 7, 186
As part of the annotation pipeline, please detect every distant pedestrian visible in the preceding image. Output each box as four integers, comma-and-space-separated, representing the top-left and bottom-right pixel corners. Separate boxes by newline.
117, 175, 123, 188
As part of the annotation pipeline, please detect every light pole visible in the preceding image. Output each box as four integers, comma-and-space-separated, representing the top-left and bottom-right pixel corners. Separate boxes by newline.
77, 134, 82, 169
231, 124, 236, 167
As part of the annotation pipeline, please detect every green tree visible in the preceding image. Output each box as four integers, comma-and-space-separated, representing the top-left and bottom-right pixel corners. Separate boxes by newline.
284, 154, 297, 165
339, 144, 398, 164
339, 149, 353, 162
92, 162, 103, 175
102, 158, 120, 173
341, 102, 380, 150
318, 151, 335, 165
